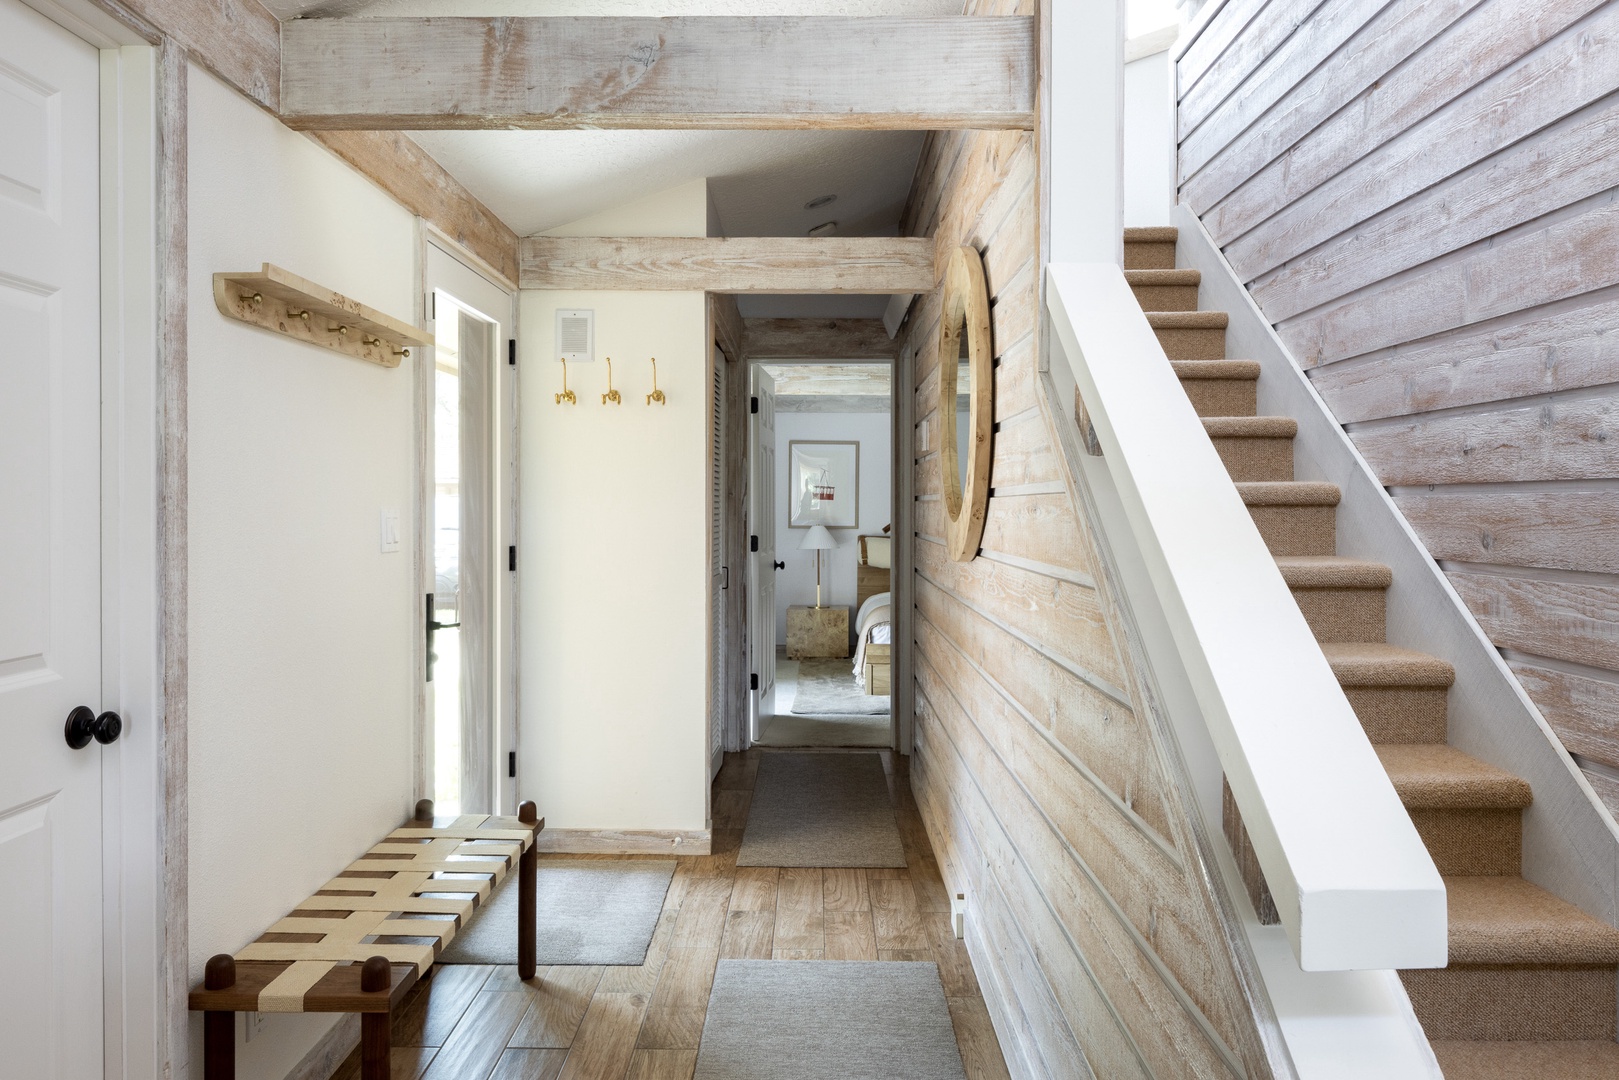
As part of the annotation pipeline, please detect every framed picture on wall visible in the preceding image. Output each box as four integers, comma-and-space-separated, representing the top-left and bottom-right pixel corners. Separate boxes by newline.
789, 440, 860, 529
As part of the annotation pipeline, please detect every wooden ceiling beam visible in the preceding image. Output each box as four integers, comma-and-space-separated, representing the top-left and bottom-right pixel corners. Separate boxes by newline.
280, 16, 1035, 131
744, 319, 897, 361
519, 236, 937, 294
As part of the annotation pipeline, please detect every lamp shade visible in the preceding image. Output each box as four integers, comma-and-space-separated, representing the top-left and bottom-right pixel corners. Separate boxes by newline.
798, 524, 837, 550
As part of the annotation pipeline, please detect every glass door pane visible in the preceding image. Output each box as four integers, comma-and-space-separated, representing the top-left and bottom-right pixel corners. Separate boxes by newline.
432, 298, 463, 815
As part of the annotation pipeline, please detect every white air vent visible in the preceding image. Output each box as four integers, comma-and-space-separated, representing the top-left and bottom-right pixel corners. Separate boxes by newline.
556, 308, 593, 363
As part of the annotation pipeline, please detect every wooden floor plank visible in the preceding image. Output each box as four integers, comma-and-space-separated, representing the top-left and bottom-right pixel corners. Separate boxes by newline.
392, 964, 494, 1047
879, 948, 934, 961
597, 910, 675, 994
670, 894, 730, 950
420, 991, 531, 1080
329, 1044, 438, 1080
488, 1048, 568, 1080
626, 1049, 698, 1080
637, 947, 719, 1049
556, 992, 651, 1080
872, 873, 930, 951
718, 910, 775, 960
925, 913, 980, 998
774, 867, 825, 953
825, 910, 879, 961
728, 867, 778, 911
770, 948, 826, 960
948, 996, 1014, 1080
711, 789, 751, 830
823, 867, 871, 912
507, 966, 605, 1048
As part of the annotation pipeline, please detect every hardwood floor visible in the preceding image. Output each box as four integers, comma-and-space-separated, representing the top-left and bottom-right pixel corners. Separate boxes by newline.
330, 749, 1011, 1080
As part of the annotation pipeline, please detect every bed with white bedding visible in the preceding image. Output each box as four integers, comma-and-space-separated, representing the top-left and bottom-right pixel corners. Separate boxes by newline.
853, 591, 892, 694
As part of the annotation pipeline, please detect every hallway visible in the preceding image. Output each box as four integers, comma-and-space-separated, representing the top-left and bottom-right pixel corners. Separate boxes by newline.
330, 750, 1009, 1080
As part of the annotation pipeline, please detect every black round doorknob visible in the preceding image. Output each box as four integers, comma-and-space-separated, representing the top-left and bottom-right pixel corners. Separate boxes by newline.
64, 706, 123, 749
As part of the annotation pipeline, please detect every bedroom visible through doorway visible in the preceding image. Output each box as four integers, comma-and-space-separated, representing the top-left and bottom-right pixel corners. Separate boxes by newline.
752, 361, 895, 747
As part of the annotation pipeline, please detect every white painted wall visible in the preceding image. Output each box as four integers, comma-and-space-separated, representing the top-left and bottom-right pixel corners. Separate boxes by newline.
184, 66, 419, 1079
1124, 47, 1175, 228
518, 184, 710, 837
773, 411, 893, 643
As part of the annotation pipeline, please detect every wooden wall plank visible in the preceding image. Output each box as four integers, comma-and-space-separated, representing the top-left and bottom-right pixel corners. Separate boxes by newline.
1348, 389, 1619, 486
519, 236, 935, 293
742, 319, 895, 360
1449, 570, 1619, 671
1308, 289, 1619, 424
1178, 0, 1330, 142
1181, 0, 1483, 211
1509, 661, 1619, 772
1278, 198, 1619, 367
1252, 96, 1619, 322
1176, 0, 1274, 103
1393, 490, 1619, 575
281, 16, 1036, 131
1196, 0, 1606, 249
1178, 0, 1395, 184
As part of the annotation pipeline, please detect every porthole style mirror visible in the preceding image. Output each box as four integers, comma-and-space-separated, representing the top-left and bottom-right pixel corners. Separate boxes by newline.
939, 244, 993, 562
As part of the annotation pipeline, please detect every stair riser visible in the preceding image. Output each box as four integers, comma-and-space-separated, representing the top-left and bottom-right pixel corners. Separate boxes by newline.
1342, 686, 1449, 743
1211, 435, 1294, 482
1130, 283, 1199, 311
1124, 241, 1176, 270
1409, 807, 1523, 876
1292, 588, 1387, 643
1180, 379, 1257, 418
1154, 326, 1226, 361
1401, 966, 1617, 1040
1246, 505, 1336, 556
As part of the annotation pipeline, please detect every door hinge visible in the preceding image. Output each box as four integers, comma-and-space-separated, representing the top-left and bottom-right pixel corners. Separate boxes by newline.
508, 545, 517, 572
508, 751, 516, 778
750, 534, 759, 552
750, 673, 759, 691
508, 338, 517, 366
750, 396, 759, 414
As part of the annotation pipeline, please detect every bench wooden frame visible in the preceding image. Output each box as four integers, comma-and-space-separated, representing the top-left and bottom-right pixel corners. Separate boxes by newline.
188, 799, 543, 1080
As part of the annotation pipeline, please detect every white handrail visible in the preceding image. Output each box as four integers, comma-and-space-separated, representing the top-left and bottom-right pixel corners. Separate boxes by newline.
1045, 263, 1446, 971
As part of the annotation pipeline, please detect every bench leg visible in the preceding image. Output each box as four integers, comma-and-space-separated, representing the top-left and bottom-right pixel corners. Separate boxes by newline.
519, 800, 538, 981
203, 1012, 234, 1080
361, 1012, 390, 1080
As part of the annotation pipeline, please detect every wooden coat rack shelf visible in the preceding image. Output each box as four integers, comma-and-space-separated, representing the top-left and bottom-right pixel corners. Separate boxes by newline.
213, 263, 432, 368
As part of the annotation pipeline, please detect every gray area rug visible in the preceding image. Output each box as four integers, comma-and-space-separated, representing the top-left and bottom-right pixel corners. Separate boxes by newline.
791, 658, 890, 715
757, 712, 891, 748
737, 752, 906, 868
694, 961, 968, 1080
437, 858, 674, 966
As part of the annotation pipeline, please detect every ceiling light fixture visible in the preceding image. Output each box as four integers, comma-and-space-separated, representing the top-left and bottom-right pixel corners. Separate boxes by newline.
804, 194, 837, 210
807, 221, 838, 237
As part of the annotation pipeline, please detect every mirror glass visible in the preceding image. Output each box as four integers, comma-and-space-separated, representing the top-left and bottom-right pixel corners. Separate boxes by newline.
956, 319, 972, 498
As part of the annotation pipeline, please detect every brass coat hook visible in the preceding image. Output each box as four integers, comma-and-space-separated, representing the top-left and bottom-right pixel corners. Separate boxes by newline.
555, 358, 576, 405
646, 357, 666, 405
602, 357, 621, 405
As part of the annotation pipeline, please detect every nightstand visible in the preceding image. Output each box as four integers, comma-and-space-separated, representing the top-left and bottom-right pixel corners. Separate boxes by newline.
787, 605, 849, 659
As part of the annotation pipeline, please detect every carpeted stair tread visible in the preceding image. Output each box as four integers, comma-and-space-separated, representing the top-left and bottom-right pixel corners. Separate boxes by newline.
1274, 555, 1393, 589
1431, 1039, 1619, 1079
1446, 877, 1619, 964
1125, 268, 1201, 286
1202, 416, 1298, 437
1146, 310, 1229, 329
1236, 481, 1340, 506
1320, 642, 1456, 687
1376, 745, 1532, 808
1172, 359, 1260, 380
1124, 226, 1178, 242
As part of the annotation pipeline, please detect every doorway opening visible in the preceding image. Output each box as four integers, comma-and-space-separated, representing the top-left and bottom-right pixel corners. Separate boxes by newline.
751, 360, 896, 748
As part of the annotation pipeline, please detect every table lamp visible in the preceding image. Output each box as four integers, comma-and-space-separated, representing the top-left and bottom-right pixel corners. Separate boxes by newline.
798, 525, 837, 608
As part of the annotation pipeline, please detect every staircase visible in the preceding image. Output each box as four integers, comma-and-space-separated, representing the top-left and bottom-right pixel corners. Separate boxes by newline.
1122, 226, 1619, 1078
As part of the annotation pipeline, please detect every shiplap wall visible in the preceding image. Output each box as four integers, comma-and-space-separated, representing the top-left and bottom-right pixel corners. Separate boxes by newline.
1177, 0, 1619, 811
899, 5, 1274, 1078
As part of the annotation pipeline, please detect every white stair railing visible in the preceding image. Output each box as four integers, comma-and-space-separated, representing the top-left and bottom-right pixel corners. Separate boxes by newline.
1045, 263, 1446, 972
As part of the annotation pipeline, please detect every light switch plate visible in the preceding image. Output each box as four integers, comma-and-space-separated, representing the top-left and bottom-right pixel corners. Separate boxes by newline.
380, 509, 401, 553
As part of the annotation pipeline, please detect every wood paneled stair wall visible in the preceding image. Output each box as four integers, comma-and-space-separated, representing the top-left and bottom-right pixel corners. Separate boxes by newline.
1122, 226, 1619, 1079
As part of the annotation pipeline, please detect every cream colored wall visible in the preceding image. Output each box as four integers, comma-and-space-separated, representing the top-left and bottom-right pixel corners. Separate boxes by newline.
185, 66, 419, 1079
518, 181, 711, 837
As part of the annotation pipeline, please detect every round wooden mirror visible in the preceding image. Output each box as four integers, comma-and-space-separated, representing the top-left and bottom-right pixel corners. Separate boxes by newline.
938, 245, 993, 562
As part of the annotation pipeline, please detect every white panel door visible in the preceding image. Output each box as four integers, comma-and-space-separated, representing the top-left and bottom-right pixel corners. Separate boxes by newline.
708, 349, 725, 774
0, 2, 106, 1077
747, 367, 777, 740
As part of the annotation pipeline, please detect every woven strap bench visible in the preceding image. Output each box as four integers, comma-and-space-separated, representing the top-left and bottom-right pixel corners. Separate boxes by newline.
188, 799, 543, 1080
